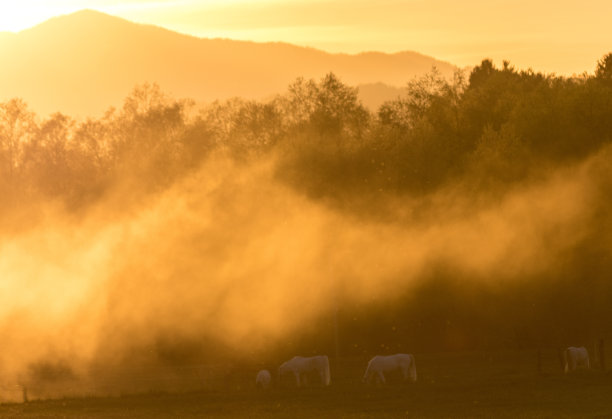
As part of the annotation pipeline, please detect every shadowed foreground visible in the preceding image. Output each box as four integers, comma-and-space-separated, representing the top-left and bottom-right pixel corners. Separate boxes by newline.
2, 350, 612, 418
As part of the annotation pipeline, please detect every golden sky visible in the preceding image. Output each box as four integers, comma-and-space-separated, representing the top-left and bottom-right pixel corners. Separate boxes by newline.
1, 0, 611, 75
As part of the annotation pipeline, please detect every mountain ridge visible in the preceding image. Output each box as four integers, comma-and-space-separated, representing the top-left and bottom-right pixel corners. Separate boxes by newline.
0, 9, 457, 117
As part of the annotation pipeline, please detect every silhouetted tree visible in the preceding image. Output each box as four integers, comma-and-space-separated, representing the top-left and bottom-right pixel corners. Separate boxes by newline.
595, 52, 612, 80
23, 112, 74, 197
111, 83, 191, 188
0, 99, 36, 182
283, 73, 370, 140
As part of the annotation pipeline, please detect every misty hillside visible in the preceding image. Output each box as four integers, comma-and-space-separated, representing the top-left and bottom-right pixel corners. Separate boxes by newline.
0, 9, 456, 117
356, 83, 406, 110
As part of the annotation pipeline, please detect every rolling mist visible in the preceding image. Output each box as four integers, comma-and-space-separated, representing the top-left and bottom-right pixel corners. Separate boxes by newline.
1, 56, 611, 401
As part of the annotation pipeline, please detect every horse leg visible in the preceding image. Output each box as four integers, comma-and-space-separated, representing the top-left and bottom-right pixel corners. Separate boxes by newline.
377, 371, 386, 385
294, 372, 301, 387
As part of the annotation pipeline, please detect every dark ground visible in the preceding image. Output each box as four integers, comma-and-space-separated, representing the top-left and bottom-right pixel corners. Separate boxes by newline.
2, 350, 611, 418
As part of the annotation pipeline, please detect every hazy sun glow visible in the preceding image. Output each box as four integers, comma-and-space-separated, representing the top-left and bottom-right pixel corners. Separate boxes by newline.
2, 0, 612, 406
1, 0, 611, 74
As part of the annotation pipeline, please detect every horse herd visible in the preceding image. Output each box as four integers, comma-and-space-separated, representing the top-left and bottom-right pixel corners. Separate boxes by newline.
256, 353, 416, 389
256, 347, 591, 389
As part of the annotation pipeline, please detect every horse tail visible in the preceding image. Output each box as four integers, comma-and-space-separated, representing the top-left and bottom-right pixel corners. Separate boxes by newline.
323, 356, 331, 386
586, 349, 591, 369
563, 348, 569, 373
409, 355, 417, 382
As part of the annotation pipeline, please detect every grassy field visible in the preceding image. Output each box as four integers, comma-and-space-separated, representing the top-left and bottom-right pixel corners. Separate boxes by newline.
2, 350, 612, 418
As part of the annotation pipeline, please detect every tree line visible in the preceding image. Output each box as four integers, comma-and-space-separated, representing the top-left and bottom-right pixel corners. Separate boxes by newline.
2, 55, 612, 214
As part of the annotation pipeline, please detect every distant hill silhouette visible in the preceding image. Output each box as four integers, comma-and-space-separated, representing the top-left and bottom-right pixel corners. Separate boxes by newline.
357, 83, 406, 111
0, 9, 457, 117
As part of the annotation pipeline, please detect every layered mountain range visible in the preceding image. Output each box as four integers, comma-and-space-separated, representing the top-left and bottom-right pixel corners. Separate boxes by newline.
0, 9, 457, 117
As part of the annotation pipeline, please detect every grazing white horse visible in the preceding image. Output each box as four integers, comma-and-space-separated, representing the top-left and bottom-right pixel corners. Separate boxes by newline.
255, 369, 272, 389
363, 354, 417, 385
564, 346, 590, 373
278, 355, 331, 387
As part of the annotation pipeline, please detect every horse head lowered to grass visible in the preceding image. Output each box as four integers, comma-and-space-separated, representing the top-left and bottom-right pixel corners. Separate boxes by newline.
255, 369, 272, 389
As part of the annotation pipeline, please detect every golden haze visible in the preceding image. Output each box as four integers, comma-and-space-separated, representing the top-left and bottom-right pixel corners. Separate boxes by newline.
1, 1, 611, 74
0, 145, 607, 399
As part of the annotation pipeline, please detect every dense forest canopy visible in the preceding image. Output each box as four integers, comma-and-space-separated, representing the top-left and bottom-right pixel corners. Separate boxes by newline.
2, 56, 612, 211
1, 55, 612, 393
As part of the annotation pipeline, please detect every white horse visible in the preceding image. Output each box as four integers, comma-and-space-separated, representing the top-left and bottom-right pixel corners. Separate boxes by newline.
564, 346, 590, 373
255, 369, 272, 389
278, 355, 330, 387
363, 354, 417, 385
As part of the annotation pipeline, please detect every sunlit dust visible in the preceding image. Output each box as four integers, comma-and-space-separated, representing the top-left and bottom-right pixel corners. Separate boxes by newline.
1, 143, 609, 399
1, 2, 612, 411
